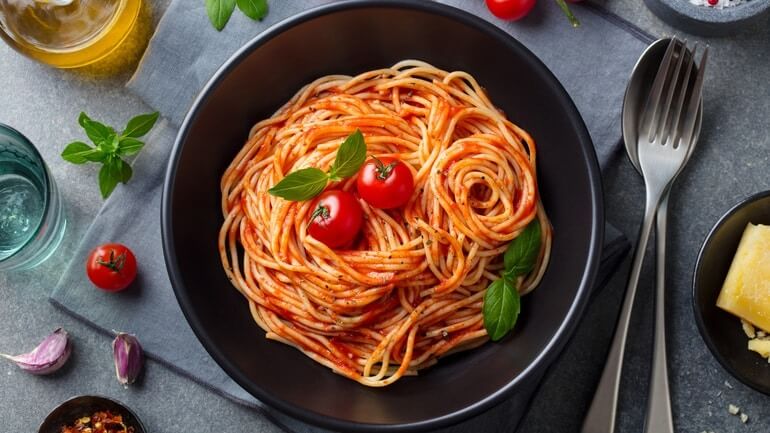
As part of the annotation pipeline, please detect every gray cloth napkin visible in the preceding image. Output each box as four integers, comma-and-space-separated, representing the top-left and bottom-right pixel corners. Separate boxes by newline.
51, 1, 651, 432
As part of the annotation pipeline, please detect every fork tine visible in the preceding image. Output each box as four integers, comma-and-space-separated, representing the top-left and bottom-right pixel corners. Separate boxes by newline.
642, 38, 679, 143
679, 46, 709, 149
668, 43, 697, 148
657, 39, 688, 145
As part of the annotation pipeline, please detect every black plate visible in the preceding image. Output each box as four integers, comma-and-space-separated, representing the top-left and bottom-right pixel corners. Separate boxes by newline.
693, 190, 770, 395
38, 395, 146, 433
162, 1, 604, 431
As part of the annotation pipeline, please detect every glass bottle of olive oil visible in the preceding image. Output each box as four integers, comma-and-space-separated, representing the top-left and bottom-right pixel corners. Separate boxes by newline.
0, 0, 143, 69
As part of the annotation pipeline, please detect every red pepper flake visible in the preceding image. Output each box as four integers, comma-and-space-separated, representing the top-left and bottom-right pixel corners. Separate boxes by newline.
59, 410, 134, 433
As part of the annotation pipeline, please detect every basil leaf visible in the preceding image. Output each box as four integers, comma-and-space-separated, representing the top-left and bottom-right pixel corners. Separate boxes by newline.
483, 277, 520, 341
78, 112, 115, 145
122, 111, 159, 138
116, 158, 133, 183
236, 0, 267, 20
99, 134, 120, 154
117, 137, 145, 156
98, 158, 122, 198
206, 0, 236, 31
328, 129, 367, 181
503, 219, 542, 279
268, 168, 328, 201
61, 141, 106, 164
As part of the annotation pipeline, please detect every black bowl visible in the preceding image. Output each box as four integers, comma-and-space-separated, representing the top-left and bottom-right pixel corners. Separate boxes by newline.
162, 1, 604, 431
38, 395, 146, 433
693, 190, 770, 395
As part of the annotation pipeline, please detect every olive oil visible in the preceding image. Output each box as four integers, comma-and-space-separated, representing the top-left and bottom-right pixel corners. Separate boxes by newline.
0, 0, 143, 69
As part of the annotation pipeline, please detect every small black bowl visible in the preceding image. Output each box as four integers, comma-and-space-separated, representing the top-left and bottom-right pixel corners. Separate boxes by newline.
693, 190, 770, 395
38, 395, 146, 433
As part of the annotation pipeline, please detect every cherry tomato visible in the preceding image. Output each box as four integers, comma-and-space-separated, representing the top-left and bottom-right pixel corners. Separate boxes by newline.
308, 190, 363, 248
86, 243, 137, 292
356, 156, 415, 209
485, 0, 537, 20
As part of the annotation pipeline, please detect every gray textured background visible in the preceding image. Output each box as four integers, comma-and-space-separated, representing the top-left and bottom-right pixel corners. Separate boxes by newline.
1, 1, 769, 433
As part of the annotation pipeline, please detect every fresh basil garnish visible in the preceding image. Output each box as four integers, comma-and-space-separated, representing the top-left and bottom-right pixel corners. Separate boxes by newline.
61, 142, 107, 164
328, 129, 367, 181
236, 0, 268, 20
503, 219, 542, 279
206, 0, 268, 31
483, 277, 521, 341
116, 137, 145, 156
268, 129, 368, 202
122, 112, 160, 138
78, 112, 115, 146
63, 111, 159, 198
482, 218, 543, 341
268, 167, 329, 201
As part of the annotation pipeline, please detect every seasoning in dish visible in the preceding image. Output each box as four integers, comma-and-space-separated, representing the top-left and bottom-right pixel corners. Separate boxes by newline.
60, 410, 134, 433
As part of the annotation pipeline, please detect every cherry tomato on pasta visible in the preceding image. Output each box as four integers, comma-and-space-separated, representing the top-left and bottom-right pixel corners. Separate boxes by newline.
356, 156, 414, 209
485, 0, 537, 20
308, 190, 363, 248
86, 243, 137, 291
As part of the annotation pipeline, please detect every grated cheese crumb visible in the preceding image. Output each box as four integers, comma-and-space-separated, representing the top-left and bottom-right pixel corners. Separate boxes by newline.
742, 319, 757, 338
740, 413, 749, 423
728, 404, 740, 415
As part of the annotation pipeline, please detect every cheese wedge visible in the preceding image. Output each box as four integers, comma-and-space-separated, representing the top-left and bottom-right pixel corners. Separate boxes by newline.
716, 223, 770, 333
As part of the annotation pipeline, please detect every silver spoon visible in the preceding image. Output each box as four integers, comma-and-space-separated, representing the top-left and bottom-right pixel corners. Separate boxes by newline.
581, 38, 707, 433
622, 37, 703, 433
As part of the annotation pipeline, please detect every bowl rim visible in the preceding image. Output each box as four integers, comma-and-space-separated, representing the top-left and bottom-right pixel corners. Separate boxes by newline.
37, 394, 147, 433
692, 189, 770, 396
162, 0, 605, 431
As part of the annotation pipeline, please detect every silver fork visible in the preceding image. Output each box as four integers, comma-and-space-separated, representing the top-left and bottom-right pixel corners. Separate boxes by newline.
581, 38, 708, 433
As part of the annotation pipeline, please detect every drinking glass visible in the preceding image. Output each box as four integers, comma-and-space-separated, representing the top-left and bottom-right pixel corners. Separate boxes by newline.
0, 124, 65, 271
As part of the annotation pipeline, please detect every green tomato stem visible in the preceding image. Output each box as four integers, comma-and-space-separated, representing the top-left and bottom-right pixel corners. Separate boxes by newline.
555, 0, 580, 28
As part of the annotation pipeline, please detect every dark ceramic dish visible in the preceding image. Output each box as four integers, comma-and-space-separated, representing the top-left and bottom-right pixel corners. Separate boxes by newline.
38, 395, 146, 433
693, 190, 770, 396
644, 0, 770, 36
162, 1, 604, 431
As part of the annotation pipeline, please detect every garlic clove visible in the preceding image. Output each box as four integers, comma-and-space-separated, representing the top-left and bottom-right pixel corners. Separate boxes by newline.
0, 328, 72, 375
112, 332, 143, 385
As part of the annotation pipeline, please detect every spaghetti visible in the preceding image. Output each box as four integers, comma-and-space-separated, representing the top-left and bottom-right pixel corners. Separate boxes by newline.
219, 60, 552, 387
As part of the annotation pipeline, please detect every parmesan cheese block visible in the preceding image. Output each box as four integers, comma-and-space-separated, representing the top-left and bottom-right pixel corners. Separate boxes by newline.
716, 223, 770, 333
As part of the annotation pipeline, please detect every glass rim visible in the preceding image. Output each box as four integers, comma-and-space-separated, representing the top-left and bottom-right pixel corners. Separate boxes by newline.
0, 122, 53, 263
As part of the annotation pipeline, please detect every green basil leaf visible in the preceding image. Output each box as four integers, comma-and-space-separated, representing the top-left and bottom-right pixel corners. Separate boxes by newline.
268, 167, 328, 201
483, 277, 520, 341
503, 219, 542, 279
78, 112, 115, 146
61, 141, 106, 164
117, 158, 133, 183
206, 0, 236, 31
99, 134, 120, 154
328, 129, 367, 181
98, 159, 121, 198
236, 0, 267, 20
121, 111, 159, 138
117, 137, 145, 156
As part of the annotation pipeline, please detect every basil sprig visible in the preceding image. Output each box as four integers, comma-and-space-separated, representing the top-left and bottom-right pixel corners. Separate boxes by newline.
206, 0, 268, 31
483, 219, 542, 341
62, 111, 159, 198
268, 130, 367, 201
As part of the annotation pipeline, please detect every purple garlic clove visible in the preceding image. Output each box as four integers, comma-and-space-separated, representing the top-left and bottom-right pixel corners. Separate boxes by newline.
112, 332, 143, 385
0, 328, 72, 375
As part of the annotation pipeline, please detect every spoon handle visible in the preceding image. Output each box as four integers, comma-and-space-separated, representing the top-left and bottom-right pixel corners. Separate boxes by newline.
643, 195, 675, 433
581, 182, 665, 433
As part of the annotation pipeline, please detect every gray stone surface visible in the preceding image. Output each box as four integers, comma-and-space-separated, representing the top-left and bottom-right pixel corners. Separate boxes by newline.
0, 2, 769, 433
